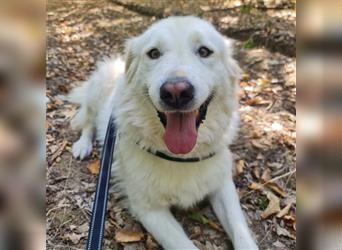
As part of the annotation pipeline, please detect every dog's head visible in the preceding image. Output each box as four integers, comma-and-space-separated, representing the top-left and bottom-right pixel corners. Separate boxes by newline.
122, 16, 240, 155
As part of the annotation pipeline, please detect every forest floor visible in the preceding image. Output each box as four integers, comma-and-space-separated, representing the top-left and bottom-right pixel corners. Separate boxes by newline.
47, 1, 296, 249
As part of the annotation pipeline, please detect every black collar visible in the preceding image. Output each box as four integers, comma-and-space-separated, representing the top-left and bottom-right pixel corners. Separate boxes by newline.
142, 146, 216, 163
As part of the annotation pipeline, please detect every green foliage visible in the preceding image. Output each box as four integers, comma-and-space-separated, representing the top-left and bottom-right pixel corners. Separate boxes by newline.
258, 195, 269, 210
243, 39, 256, 49
241, 4, 252, 14
188, 212, 208, 225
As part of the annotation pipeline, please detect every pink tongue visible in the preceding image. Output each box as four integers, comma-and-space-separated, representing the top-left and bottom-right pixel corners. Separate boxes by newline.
163, 112, 198, 154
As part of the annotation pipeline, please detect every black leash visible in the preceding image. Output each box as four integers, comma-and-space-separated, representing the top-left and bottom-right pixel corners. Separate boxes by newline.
86, 116, 116, 250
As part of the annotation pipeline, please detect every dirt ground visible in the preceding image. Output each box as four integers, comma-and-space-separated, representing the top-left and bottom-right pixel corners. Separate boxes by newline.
46, 1, 296, 249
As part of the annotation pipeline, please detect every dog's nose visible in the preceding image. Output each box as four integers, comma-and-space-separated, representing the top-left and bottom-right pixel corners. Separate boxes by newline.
160, 78, 194, 108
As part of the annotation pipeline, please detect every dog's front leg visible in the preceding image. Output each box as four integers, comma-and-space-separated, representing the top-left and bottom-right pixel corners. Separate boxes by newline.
209, 180, 258, 250
136, 207, 198, 250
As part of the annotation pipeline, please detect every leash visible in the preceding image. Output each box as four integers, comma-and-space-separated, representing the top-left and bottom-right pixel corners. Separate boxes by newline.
86, 116, 116, 250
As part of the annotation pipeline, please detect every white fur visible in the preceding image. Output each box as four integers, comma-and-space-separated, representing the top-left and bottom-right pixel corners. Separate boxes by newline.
69, 16, 258, 249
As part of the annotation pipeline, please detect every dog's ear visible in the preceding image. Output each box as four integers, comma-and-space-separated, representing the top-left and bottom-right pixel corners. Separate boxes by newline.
223, 38, 241, 85
124, 37, 139, 83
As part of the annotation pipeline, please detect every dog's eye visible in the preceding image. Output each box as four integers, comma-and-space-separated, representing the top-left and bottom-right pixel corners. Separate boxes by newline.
198, 46, 213, 58
147, 48, 161, 59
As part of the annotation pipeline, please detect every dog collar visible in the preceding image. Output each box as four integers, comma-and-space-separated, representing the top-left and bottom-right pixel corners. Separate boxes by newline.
147, 149, 216, 162
138, 144, 216, 162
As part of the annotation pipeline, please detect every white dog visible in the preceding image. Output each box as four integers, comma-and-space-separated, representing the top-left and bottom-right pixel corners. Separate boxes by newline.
69, 16, 258, 250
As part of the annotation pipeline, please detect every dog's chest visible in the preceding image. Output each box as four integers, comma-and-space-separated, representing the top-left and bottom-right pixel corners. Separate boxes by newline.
115, 143, 229, 209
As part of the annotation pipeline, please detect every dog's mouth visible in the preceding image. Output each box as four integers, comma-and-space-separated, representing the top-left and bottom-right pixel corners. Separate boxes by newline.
157, 96, 212, 155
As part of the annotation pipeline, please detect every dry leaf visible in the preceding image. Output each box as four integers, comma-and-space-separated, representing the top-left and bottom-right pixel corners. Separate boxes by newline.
252, 131, 261, 139
266, 182, 287, 197
235, 160, 245, 176
251, 140, 264, 149
276, 224, 296, 239
246, 97, 270, 106
257, 153, 264, 160
261, 168, 272, 183
277, 202, 292, 218
261, 191, 280, 219
207, 219, 223, 232
249, 182, 263, 191
273, 240, 286, 248
65, 232, 83, 244
244, 114, 253, 122
241, 74, 249, 81
253, 166, 261, 179
257, 78, 270, 86
284, 215, 296, 223
115, 227, 144, 243
146, 234, 158, 250
267, 162, 282, 169
49, 140, 68, 165
88, 160, 100, 175
283, 215, 296, 230
108, 217, 119, 228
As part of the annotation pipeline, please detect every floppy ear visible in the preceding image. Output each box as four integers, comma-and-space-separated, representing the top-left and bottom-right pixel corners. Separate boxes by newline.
124, 37, 139, 83
223, 38, 242, 85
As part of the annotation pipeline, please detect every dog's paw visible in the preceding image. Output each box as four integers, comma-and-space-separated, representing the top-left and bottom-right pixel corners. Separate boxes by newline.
72, 137, 93, 160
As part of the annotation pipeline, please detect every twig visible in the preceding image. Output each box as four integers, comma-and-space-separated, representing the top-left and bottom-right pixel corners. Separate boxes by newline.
285, 169, 296, 187
242, 169, 296, 198
264, 169, 296, 186
259, 225, 274, 244
49, 140, 68, 165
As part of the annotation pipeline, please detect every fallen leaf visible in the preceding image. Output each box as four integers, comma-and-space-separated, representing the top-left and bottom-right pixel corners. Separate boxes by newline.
193, 240, 206, 250
241, 74, 249, 81
64, 232, 83, 244
261, 191, 280, 219
199, 5, 210, 11
87, 160, 100, 175
273, 240, 286, 248
246, 97, 270, 106
252, 131, 261, 139
276, 224, 296, 239
253, 166, 261, 179
108, 217, 119, 228
266, 182, 287, 198
251, 140, 264, 149
207, 219, 223, 232
201, 241, 221, 250
123, 243, 145, 250
244, 114, 253, 122
70, 223, 89, 235
115, 225, 144, 243
261, 168, 272, 183
146, 234, 158, 250
249, 182, 263, 191
235, 160, 245, 176
49, 140, 68, 165
267, 162, 283, 169
277, 202, 292, 218
257, 78, 270, 86
283, 215, 296, 230
256, 153, 264, 160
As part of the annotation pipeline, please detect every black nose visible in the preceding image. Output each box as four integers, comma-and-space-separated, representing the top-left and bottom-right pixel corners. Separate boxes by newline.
160, 77, 194, 109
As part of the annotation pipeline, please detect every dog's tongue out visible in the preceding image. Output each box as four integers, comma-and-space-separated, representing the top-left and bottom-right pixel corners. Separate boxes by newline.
163, 111, 197, 154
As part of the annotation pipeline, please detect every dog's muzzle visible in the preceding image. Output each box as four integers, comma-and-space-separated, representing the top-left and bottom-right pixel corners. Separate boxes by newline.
159, 77, 194, 109
157, 93, 213, 155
